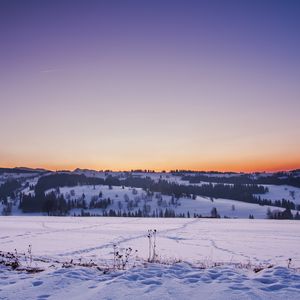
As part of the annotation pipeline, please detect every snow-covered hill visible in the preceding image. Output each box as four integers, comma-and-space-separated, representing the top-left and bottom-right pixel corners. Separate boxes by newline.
1, 169, 300, 219
42, 184, 293, 219
257, 185, 300, 205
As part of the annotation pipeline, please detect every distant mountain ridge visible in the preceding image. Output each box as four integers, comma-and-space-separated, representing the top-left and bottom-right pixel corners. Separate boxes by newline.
0, 167, 50, 174
1, 166, 300, 176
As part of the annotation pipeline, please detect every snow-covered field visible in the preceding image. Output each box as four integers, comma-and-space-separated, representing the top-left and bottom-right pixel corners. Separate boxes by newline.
0, 217, 299, 299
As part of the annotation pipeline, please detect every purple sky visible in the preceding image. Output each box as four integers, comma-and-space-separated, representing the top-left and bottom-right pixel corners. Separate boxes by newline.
1, 0, 300, 171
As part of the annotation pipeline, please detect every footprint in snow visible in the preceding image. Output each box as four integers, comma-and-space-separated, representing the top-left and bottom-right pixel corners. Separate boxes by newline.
32, 280, 43, 287
207, 272, 222, 280
260, 284, 288, 291
183, 277, 200, 284
229, 285, 250, 291
253, 277, 277, 285
88, 285, 97, 289
291, 284, 300, 289
37, 295, 50, 299
140, 279, 162, 286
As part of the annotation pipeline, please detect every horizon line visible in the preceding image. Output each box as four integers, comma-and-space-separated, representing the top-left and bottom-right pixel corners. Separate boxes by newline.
2, 165, 300, 174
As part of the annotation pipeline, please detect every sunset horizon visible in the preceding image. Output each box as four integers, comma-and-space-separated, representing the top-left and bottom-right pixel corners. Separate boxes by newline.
1, 162, 300, 173
1, 1, 300, 173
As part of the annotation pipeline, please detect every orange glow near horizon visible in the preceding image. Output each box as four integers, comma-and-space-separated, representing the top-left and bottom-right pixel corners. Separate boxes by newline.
2, 159, 300, 173
1, 2, 300, 172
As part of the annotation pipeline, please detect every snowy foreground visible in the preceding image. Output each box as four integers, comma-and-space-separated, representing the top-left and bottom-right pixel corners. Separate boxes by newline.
0, 217, 300, 299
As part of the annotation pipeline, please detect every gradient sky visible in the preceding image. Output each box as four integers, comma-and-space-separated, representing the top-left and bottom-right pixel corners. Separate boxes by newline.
1, 0, 300, 172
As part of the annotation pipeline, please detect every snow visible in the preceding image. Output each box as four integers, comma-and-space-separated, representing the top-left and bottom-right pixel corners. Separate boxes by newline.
48, 185, 293, 219
1, 263, 299, 300
0, 217, 299, 299
3, 183, 296, 219
2, 171, 299, 218
258, 185, 300, 205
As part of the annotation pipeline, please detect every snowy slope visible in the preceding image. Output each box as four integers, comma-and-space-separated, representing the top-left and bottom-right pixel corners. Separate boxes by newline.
2, 170, 300, 219
258, 185, 300, 205
0, 217, 299, 299
50, 185, 294, 219
5, 184, 296, 219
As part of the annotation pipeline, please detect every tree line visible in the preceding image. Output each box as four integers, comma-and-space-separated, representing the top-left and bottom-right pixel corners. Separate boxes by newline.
181, 173, 300, 188
0, 179, 21, 201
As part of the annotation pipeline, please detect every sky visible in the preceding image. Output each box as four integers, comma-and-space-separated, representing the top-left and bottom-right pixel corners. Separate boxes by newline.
1, 0, 300, 172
